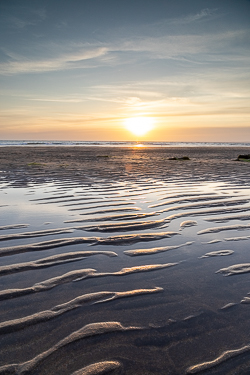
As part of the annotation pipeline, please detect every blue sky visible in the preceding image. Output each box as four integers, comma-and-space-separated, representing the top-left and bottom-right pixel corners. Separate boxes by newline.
0, 0, 250, 141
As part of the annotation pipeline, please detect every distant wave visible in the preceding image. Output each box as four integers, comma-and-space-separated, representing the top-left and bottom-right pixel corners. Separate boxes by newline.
1, 140, 250, 147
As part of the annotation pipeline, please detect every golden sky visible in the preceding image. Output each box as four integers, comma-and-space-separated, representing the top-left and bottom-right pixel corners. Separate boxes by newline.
0, 0, 250, 142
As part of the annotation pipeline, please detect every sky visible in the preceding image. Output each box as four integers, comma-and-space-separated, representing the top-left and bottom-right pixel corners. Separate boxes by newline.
0, 0, 250, 142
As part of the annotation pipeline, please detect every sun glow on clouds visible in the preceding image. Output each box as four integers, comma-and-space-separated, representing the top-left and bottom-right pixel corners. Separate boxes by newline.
124, 117, 155, 136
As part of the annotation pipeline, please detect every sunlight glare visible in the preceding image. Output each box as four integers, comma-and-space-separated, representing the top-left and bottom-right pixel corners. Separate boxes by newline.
134, 143, 145, 148
124, 117, 154, 136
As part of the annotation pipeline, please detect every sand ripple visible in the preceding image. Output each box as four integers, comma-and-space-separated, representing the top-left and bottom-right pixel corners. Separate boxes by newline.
0, 287, 162, 334
92, 231, 179, 246
162, 205, 250, 223
84, 218, 168, 232
0, 228, 75, 241
186, 344, 250, 374
69, 202, 135, 211
157, 198, 250, 214
71, 361, 121, 375
197, 223, 250, 235
199, 250, 234, 258
205, 213, 250, 222
0, 224, 29, 230
0, 251, 117, 276
124, 241, 193, 256
216, 263, 250, 276
241, 294, 250, 304
0, 264, 174, 300
0, 322, 139, 374
79, 207, 141, 215
179, 220, 197, 230
224, 235, 250, 241
0, 237, 97, 257
0, 231, 179, 257
150, 194, 231, 208
64, 211, 158, 223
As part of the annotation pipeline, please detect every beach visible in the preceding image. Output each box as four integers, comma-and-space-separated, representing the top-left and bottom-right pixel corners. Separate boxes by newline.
0, 145, 250, 374
1, 145, 250, 185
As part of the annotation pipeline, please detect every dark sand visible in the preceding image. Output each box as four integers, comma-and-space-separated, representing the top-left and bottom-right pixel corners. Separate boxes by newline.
0, 146, 250, 375
1, 146, 250, 186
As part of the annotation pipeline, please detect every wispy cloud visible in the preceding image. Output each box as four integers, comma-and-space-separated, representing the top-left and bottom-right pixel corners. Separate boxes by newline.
28, 98, 84, 103
85, 69, 250, 118
175, 8, 218, 24
0, 47, 108, 74
1, 26, 249, 76
118, 29, 249, 58
3, 7, 46, 29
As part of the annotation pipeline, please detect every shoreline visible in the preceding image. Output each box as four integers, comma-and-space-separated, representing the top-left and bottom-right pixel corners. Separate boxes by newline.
1, 141, 250, 147
1, 146, 250, 186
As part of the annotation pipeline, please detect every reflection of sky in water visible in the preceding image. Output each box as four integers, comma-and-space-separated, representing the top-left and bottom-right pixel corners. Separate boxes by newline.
0, 185, 73, 230
0, 178, 250, 374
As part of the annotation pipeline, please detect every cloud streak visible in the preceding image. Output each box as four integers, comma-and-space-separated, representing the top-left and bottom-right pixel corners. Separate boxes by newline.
0, 19, 249, 75
0, 47, 108, 74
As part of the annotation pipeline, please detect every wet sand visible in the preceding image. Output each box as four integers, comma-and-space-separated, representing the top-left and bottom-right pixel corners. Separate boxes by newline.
0, 146, 250, 374
1, 145, 250, 186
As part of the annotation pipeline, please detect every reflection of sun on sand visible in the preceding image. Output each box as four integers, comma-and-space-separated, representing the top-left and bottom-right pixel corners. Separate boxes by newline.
124, 116, 154, 136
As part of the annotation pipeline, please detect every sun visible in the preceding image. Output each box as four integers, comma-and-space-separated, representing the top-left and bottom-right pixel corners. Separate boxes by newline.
124, 117, 154, 137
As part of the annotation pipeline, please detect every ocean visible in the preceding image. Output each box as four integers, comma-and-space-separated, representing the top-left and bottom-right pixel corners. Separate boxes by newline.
0, 140, 250, 147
